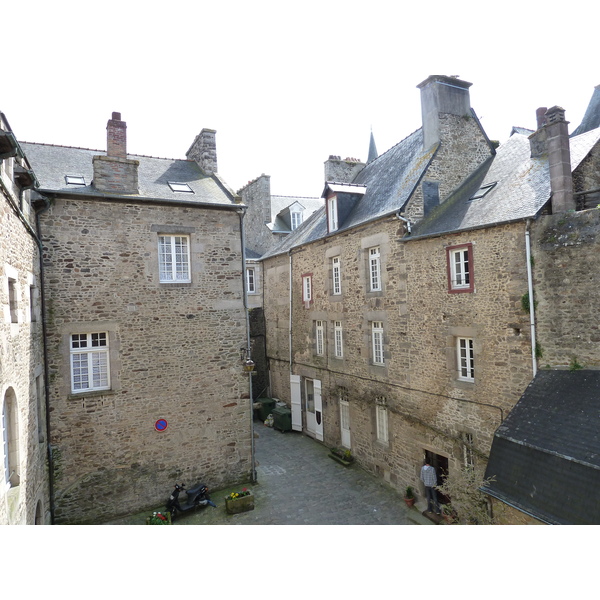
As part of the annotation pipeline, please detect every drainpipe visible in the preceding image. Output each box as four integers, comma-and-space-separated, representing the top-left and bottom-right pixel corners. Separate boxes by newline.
525, 220, 537, 377
395, 210, 412, 234
237, 207, 256, 483
288, 249, 293, 372
33, 194, 56, 524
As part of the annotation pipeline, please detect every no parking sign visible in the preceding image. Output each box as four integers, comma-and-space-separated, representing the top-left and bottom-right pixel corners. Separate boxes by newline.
155, 418, 168, 432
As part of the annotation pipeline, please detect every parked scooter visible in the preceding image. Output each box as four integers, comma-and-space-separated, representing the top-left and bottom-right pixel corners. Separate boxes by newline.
166, 482, 216, 521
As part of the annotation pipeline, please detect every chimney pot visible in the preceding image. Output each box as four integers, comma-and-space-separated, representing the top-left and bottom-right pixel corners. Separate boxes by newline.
112, 112, 122, 121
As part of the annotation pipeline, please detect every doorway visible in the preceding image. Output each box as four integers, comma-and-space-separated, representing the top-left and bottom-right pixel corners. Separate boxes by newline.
425, 450, 449, 506
340, 399, 351, 449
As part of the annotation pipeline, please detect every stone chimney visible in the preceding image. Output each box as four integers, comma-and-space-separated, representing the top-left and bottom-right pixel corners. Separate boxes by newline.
324, 156, 365, 183
546, 106, 574, 213
417, 75, 473, 149
186, 129, 218, 175
536, 107, 548, 130
92, 112, 139, 194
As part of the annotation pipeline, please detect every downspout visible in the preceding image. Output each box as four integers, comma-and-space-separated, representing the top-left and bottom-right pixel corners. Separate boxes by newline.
237, 207, 256, 483
525, 220, 537, 377
34, 195, 56, 524
395, 210, 412, 234
288, 249, 293, 373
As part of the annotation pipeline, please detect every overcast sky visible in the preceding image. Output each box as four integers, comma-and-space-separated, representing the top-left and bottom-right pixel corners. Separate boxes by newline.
3, 0, 598, 198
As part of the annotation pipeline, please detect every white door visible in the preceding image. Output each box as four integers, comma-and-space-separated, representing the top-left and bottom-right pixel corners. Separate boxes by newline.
305, 378, 316, 437
340, 399, 351, 449
314, 379, 323, 441
290, 374, 302, 431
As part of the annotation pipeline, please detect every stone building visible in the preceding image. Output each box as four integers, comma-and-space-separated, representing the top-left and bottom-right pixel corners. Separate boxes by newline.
1, 112, 50, 524
237, 173, 323, 399
14, 113, 253, 524
260, 76, 600, 524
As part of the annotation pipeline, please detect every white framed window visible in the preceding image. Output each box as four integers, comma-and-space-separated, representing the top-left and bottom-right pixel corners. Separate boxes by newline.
70, 332, 110, 393
328, 196, 338, 232
447, 244, 474, 293
246, 267, 256, 293
8, 277, 18, 323
375, 397, 389, 444
158, 235, 191, 283
372, 321, 384, 365
332, 256, 341, 295
2, 389, 20, 488
369, 246, 381, 292
315, 320, 325, 356
168, 181, 194, 193
302, 274, 312, 304
334, 321, 343, 358
291, 211, 303, 230
65, 175, 86, 186
457, 337, 474, 381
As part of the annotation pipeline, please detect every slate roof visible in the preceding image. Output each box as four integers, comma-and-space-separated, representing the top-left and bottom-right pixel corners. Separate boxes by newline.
268, 194, 323, 233
20, 142, 237, 206
482, 370, 600, 525
261, 129, 438, 259
572, 85, 600, 137
409, 127, 600, 239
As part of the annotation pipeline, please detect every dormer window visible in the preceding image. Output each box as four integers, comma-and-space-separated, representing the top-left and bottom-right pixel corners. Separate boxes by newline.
469, 182, 496, 200
291, 210, 303, 230
168, 182, 194, 193
65, 175, 86, 186
327, 196, 338, 232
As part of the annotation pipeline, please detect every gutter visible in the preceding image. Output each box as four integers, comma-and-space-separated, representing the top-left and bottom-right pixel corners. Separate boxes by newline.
36, 188, 245, 211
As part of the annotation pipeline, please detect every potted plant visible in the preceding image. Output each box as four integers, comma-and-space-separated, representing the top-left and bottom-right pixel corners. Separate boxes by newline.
404, 486, 415, 507
225, 488, 255, 514
146, 511, 172, 524
328, 447, 354, 466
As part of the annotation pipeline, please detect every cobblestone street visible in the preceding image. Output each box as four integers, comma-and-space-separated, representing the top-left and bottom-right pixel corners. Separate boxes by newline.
107, 422, 431, 525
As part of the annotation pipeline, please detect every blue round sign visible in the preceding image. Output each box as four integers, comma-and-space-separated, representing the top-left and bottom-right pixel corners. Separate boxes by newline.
155, 419, 168, 432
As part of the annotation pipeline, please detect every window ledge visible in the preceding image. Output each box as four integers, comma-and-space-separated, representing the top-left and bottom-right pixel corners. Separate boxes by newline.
159, 281, 192, 287
68, 389, 115, 400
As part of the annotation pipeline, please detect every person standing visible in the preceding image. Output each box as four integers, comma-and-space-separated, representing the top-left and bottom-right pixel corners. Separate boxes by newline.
420, 460, 440, 514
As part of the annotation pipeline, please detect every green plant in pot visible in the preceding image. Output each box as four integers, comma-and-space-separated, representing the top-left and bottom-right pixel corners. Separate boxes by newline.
404, 486, 415, 507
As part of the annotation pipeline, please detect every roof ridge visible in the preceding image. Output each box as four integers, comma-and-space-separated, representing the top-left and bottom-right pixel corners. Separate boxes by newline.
364, 127, 423, 166
20, 140, 185, 162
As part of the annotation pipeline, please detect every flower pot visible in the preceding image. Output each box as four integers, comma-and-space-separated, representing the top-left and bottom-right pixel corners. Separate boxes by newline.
225, 493, 255, 514
404, 497, 415, 507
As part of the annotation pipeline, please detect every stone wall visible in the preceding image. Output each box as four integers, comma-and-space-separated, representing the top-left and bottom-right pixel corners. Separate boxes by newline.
532, 209, 600, 369
264, 214, 533, 504
239, 175, 274, 256
1, 176, 50, 524
406, 114, 493, 222
40, 196, 252, 523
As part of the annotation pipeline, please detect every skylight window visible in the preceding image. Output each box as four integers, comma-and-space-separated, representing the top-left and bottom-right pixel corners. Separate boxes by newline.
65, 175, 86, 186
469, 182, 496, 200
168, 182, 194, 193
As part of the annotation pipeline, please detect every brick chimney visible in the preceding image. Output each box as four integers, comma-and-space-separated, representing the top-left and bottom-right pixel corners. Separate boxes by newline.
417, 75, 473, 149
546, 106, 574, 213
92, 112, 139, 194
186, 129, 218, 175
324, 156, 365, 183
107, 111, 127, 157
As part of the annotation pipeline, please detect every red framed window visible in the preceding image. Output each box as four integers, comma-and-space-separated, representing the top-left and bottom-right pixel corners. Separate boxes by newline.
446, 243, 474, 293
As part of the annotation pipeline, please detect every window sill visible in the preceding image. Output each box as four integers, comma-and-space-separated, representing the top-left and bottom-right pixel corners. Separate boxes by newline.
68, 389, 115, 400
159, 281, 192, 287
